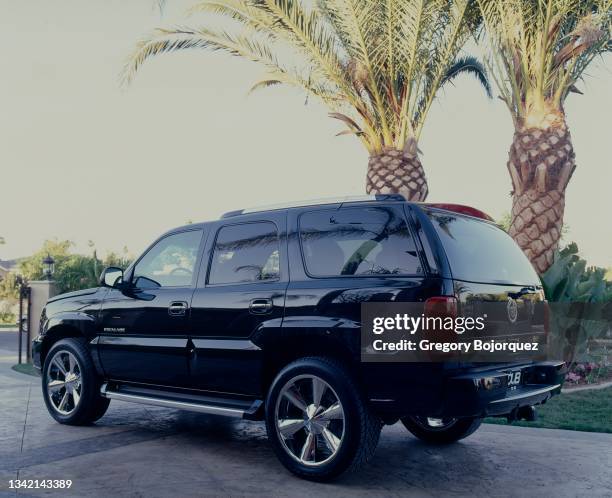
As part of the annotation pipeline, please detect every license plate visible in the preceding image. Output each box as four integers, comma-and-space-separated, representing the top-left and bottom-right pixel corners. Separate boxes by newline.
506, 370, 522, 389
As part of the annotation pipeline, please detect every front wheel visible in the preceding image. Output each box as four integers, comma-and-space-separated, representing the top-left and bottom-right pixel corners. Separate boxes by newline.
401, 416, 482, 444
42, 338, 110, 425
265, 357, 381, 481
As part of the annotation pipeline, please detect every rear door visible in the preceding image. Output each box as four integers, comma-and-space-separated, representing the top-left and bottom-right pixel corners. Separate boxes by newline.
97, 228, 205, 386
283, 203, 447, 406
189, 212, 288, 395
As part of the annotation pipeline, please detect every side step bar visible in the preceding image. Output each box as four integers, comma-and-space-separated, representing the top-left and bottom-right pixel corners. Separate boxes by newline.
100, 384, 262, 420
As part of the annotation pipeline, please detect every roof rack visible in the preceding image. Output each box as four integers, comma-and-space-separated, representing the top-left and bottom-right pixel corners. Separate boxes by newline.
220, 194, 406, 219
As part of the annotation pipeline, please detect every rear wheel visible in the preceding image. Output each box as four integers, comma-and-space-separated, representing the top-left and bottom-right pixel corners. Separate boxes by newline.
42, 338, 110, 425
401, 416, 482, 444
265, 357, 381, 481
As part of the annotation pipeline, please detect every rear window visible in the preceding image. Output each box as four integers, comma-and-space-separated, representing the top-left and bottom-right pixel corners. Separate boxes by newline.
299, 206, 422, 277
425, 209, 539, 285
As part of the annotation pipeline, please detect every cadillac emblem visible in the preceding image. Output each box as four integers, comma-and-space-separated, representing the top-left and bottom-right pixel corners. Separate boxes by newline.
507, 297, 518, 323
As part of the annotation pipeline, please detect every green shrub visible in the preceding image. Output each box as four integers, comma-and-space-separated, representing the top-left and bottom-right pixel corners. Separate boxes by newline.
542, 243, 612, 366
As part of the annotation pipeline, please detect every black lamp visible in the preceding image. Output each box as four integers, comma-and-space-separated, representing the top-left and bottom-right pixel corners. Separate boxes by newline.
42, 254, 55, 280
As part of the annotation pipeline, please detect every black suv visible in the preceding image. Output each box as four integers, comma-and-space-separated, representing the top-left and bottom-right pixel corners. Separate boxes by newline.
33, 195, 564, 481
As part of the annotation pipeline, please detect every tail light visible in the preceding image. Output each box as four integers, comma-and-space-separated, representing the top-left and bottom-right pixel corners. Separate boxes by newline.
424, 296, 458, 318
423, 297, 458, 359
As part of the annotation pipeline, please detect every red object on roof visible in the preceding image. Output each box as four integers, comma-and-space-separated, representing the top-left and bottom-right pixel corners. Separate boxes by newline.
422, 203, 495, 222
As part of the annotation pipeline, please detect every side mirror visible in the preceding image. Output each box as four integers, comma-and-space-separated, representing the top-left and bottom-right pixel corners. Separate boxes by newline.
100, 267, 124, 288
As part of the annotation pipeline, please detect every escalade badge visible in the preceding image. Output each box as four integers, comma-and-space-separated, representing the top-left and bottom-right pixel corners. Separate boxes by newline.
506, 297, 518, 323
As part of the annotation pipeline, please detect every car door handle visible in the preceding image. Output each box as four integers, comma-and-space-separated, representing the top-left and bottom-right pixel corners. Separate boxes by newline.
249, 298, 273, 314
168, 301, 188, 317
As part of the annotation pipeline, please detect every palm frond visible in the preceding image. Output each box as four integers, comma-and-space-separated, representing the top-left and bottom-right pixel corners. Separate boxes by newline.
248, 78, 283, 93
441, 55, 492, 97
122, 26, 280, 85
329, 111, 363, 133
336, 129, 364, 136
249, 69, 342, 107
126, 0, 493, 153
316, 0, 392, 142
477, 0, 612, 125
191, 0, 355, 94
407, 0, 477, 139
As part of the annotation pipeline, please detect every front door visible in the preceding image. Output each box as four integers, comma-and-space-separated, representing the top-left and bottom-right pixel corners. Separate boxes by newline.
190, 214, 288, 395
97, 228, 205, 386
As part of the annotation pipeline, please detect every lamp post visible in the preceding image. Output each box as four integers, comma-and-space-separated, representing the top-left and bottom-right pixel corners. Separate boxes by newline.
42, 254, 55, 280
15, 275, 30, 365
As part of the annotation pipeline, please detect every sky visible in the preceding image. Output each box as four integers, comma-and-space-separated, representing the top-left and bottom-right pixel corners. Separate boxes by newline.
0, 0, 610, 267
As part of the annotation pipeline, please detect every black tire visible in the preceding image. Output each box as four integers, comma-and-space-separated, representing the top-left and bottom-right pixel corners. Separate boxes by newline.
42, 338, 110, 425
90, 395, 112, 422
401, 416, 482, 444
265, 357, 381, 481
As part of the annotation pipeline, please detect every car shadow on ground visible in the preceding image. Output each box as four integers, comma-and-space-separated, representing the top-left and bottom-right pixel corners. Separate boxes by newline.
100, 412, 490, 493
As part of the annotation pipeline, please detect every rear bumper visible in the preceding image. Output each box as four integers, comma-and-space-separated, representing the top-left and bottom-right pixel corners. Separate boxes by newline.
482, 383, 560, 417
369, 361, 566, 419
441, 361, 565, 418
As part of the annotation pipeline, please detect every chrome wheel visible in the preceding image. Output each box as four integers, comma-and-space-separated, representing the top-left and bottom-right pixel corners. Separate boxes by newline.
411, 416, 457, 431
46, 350, 82, 416
275, 374, 345, 467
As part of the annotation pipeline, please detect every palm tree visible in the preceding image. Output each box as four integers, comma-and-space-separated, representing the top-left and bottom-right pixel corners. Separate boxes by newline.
124, 0, 491, 201
477, 0, 611, 273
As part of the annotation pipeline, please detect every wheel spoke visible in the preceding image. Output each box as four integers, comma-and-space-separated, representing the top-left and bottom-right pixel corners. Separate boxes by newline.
315, 402, 343, 422
311, 377, 326, 408
68, 354, 76, 374
278, 419, 304, 438
299, 432, 316, 463
53, 357, 67, 376
72, 389, 80, 407
321, 428, 341, 453
283, 387, 307, 413
58, 392, 69, 412
47, 380, 65, 392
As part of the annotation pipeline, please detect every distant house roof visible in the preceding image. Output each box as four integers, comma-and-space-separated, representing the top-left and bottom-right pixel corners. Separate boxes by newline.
0, 259, 19, 274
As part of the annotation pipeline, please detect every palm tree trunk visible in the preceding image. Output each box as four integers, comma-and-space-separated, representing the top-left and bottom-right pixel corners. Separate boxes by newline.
366, 146, 428, 201
507, 118, 576, 274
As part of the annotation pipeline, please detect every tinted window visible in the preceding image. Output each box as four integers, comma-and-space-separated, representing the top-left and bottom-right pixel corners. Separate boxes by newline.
133, 230, 202, 288
299, 207, 421, 277
209, 222, 280, 284
425, 209, 539, 284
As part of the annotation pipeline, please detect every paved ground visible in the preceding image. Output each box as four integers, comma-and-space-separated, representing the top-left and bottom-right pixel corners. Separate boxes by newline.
1, 330, 611, 497
0, 329, 21, 354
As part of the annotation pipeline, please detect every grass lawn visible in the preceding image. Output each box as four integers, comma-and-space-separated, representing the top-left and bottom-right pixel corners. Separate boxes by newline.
11, 363, 39, 377
486, 387, 612, 434
0, 324, 16, 329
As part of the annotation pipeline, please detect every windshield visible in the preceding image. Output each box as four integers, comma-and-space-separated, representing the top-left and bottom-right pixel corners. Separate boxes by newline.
425, 208, 540, 285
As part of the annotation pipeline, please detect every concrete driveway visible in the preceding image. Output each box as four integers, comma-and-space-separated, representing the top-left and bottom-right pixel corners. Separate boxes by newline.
1, 332, 611, 497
